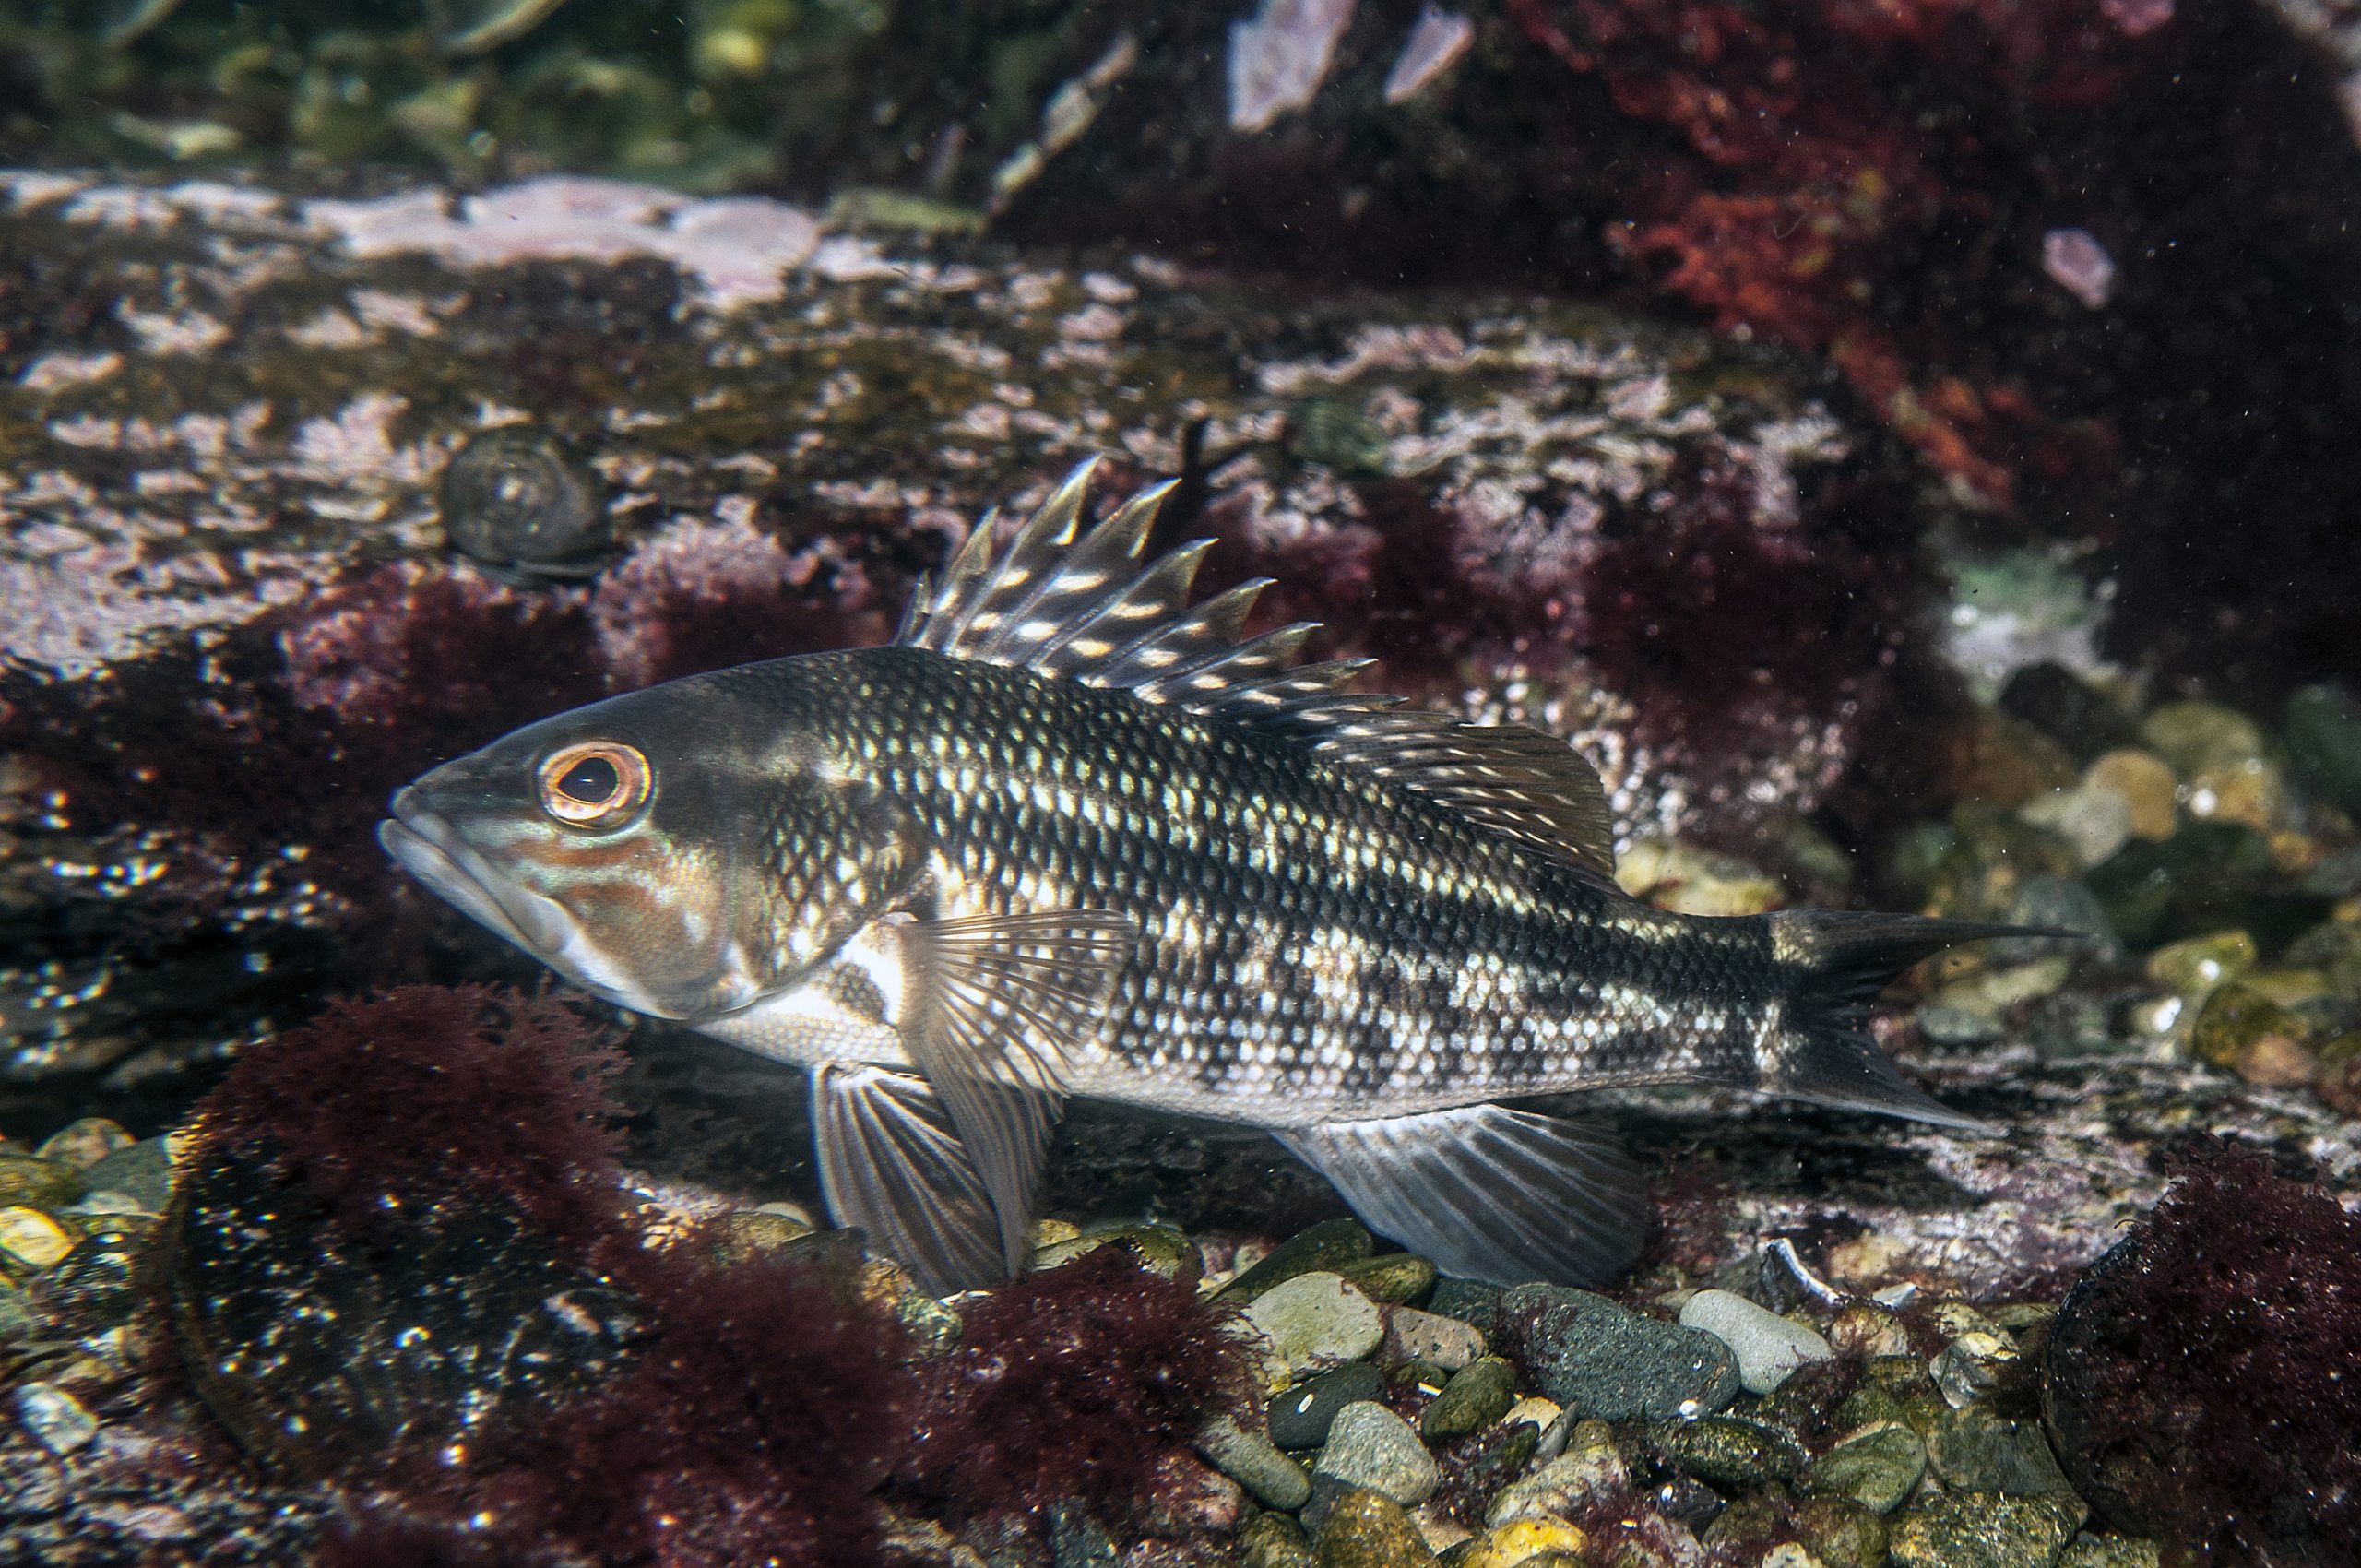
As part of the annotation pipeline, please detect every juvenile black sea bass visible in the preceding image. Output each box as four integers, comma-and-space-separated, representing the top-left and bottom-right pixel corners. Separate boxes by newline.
382, 461, 2024, 1294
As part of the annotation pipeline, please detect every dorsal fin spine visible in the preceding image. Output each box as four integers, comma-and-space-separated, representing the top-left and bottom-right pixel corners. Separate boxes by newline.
896, 459, 1621, 878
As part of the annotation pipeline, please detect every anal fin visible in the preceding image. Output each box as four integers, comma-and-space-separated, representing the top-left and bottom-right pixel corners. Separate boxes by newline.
1275, 1106, 1648, 1288
812, 1063, 1005, 1296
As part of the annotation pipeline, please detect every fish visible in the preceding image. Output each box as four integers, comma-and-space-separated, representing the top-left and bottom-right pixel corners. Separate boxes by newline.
380, 458, 2039, 1295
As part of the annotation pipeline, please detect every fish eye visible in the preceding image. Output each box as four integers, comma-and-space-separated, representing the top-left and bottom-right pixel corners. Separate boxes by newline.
536, 742, 651, 830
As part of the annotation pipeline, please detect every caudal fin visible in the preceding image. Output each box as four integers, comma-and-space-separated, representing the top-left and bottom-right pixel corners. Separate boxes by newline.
1762, 909, 2079, 1133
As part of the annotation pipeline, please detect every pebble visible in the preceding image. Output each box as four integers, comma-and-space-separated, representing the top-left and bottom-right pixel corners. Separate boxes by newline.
2185, 755, 2286, 832
12, 1382, 98, 1455
0, 1207, 76, 1270
2189, 982, 2308, 1072
704, 1208, 814, 1265
1677, 1289, 1834, 1394
1485, 1420, 1626, 1527
1241, 1513, 1321, 1568
1500, 1284, 1740, 1420
0, 1155, 82, 1210
1927, 1406, 2073, 1495
1218, 1219, 1374, 1303
1197, 1414, 1312, 1510
1889, 1491, 2086, 1568
2144, 929, 2257, 994
2141, 700, 2263, 778
1653, 1414, 1808, 1490
1272, 1361, 1390, 1450
1827, 1302, 1912, 1359
1500, 1395, 1560, 1432
1450, 1518, 1590, 1568
1316, 1487, 1439, 1567
1341, 1253, 1437, 1305
1930, 1331, 2020, 1408
1314, 1401, 1440, 1506
1616, 838, 1785, 917
78, 1139, 171, 1214
1792, 1494, 1891, 1568
1916, 1004, 2005, 1045
2019, 784, 2132, 869
33, 1118, 135, 1170
2083, 749, 2178, 840
1803, 1422, 1928, 1514
1032, 1220, 1192, 1277
1248, 1272, 1387, 1376
1420, 1355, 1515, 1442
1385, 1305, 1484, 1370
2284, 683, 2361, 818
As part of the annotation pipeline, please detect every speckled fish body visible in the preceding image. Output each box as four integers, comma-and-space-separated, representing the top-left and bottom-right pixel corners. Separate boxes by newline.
382, 461, 2025, 1294
670, 645, 1766, 1121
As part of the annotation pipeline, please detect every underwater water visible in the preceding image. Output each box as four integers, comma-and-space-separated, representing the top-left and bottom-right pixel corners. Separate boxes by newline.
2, 1, 2361, 1563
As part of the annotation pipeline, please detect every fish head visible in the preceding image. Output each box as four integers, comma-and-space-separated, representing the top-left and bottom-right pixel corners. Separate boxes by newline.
378, 670, 924, 1022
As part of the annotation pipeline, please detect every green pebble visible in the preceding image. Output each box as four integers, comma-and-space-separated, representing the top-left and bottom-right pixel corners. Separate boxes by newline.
1241, 1512, 1321, 1568
1316, 1488, 1438, 1567
1420, 1355, 1516, 1442
1794, 1493, 1892, 1568
1804, 1423, 1928, 1515
1889, 1491, 2086, 1568
703, 1209, 813, 1265
2189, 982, 2308, 1069
1199, 1415, 1313, 1511
2141, 700, 2264, 776
1927, 1405, 2072, 1496
1033, 1221, 1194, 1278
1650, 1414, 1808, 1490
0, 1157, 82, 1211
2284, 683, 2361, 819
2143, 929, 2257, 994
1218, 1218, 1375, 1303
1341, 1252, 1437, 1305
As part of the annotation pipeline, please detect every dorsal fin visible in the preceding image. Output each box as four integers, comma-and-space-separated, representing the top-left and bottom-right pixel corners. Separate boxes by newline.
897, 459, 1618, 878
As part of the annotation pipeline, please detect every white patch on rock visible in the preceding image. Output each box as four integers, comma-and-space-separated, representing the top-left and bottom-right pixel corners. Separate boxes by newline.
118, 304, 231, 357
303, 178, 828, 309
17, 352, 123, 393
2042, 227, 2117, 310
1383, 6, 1474, 104
1229, 0, 1358, 135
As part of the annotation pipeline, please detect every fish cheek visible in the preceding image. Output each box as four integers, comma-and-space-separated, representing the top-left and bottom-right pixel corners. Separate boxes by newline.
752, 780, 927, 982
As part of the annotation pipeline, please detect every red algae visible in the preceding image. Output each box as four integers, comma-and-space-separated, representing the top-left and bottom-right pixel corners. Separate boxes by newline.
2044, 1137, 2361, 1564
189, 984, 631, 1258
900, 1245, 1254, 1525
475, 1244, 914, 1568
1505, 0, 2158, 506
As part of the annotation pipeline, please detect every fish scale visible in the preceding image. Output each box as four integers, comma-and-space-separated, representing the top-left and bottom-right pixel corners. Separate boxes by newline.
381, 458, 2045, 1295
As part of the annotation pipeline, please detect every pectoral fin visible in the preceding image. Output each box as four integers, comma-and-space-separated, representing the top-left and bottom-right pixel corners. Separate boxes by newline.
1274, 1105, 1649, 1288
811, 1063, 1003, 1296
900, 909, 1138, 1275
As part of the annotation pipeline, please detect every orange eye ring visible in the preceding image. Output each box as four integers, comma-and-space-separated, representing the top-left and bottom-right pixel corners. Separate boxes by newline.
537, 741, 651, 830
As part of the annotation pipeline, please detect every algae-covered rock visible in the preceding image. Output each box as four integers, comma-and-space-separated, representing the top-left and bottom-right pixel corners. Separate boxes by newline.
0, 174, 1901, 1095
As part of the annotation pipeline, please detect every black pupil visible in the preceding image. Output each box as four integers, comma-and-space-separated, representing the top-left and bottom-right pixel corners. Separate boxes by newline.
557, 754, 621, 805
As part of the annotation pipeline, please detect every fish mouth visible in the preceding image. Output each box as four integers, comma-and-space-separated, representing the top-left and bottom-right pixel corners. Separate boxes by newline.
378, 788, 578, 962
